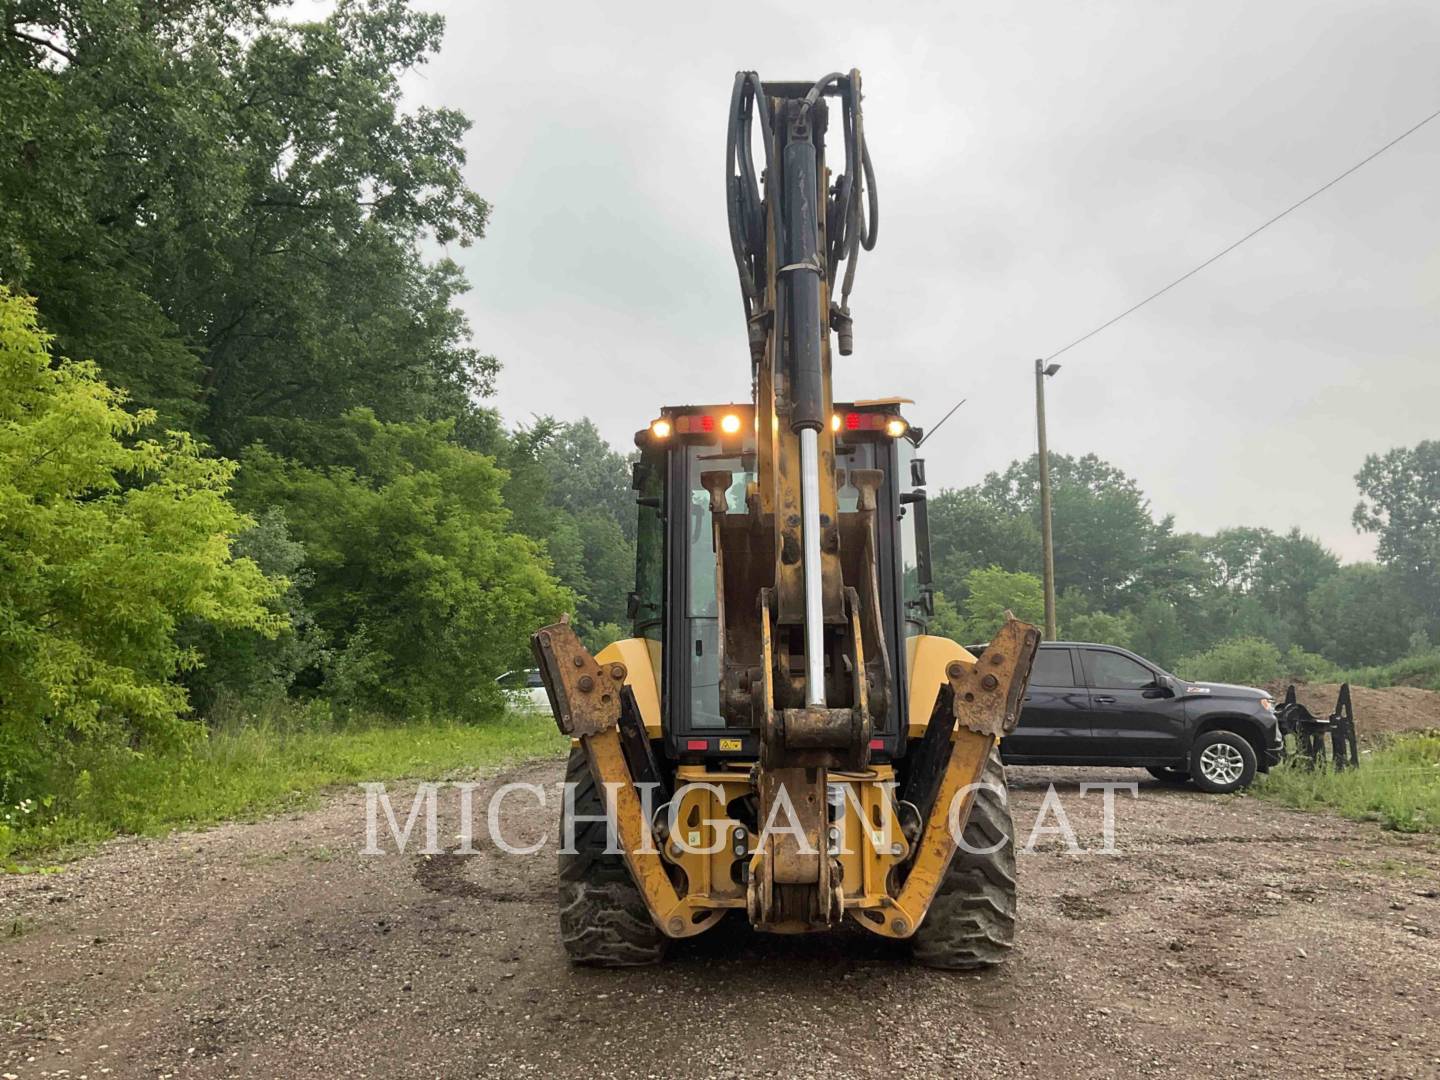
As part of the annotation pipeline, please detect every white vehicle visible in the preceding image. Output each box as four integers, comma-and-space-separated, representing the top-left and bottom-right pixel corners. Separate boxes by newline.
496, 668, 551, 714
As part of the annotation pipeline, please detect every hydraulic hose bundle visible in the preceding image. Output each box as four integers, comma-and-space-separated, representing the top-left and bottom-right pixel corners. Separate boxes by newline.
725, 70, 878, 355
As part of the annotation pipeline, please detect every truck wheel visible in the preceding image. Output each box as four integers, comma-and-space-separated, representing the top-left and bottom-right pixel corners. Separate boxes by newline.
1190, 731, 1257, 794
558, 747, 668, 966
910, 746, 1016, 970
1145, 765, 1191, 785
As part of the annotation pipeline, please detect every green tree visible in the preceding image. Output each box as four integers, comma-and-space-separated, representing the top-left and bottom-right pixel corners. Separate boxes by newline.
1182, 527, 1339, 654
1203, 527, 1272, 592
183, 508, 328, 714
928, 591, 968, 643
1355, 441, 1440, 631
972, 453, 1160, 611
1307, 564, 1420, 668
1064, 610, 1136, 649
1127, 596, 1188, 669
960, 566, 1045, 641
927, 487, 1038, 605
1, 0, 491, 451
538, 419, 636, 541
234, 410, 572, 719
497, 418, 637, 643
1251, 529, 1339, 649
0, 288, 279, 798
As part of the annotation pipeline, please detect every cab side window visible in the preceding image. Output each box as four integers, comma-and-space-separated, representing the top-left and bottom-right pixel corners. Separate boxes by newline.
1029, 648, 1077, 687
1084, 649, 1154, 689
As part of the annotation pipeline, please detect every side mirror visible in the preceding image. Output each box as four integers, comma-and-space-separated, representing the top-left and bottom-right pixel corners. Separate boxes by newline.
631, 461, 651, 491
625, 591, 641, 620
1143, 675, 1176, 699
910, 457, 927, 487
905, 587, 935, 618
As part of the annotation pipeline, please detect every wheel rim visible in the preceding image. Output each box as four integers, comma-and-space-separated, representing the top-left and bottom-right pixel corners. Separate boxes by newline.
1199, 743, 1245, 786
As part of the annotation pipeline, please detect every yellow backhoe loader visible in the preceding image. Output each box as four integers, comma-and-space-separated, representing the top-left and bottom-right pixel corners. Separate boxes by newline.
533, 70, 1039, 967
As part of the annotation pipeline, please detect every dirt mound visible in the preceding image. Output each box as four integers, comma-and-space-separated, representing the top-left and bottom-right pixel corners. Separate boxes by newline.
1283, 682, 1440, 741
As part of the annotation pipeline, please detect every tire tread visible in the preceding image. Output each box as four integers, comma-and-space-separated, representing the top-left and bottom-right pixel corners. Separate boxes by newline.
557, 748, 668, 966
910, 747, 1017, 970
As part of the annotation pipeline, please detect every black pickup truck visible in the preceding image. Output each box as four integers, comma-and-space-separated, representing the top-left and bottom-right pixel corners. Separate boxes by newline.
1000, 641, 1284, 794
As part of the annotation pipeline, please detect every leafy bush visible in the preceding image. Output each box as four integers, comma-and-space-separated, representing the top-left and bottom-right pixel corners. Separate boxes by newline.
0, 288, 280, 803
1279, 645, 1339, 684
959, 566, 1044, 641
1176, 636, 1282, 687
1335, 649, 1440, 692
184, 508, 328, 714
234, 410, 573, 720
926, 591, 968, 642
1064, 610, 1136, 649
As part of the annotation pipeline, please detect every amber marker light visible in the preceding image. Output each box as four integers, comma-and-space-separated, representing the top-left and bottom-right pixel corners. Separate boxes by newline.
885, 417, 909, 438
650, 418, 672, 439
720, 413, 742, 435
830, 413, 841, 432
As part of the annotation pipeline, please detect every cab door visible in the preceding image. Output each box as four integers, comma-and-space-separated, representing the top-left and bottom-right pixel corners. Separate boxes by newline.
1004, 646, 1091, 761
1079, 647, 1187, 761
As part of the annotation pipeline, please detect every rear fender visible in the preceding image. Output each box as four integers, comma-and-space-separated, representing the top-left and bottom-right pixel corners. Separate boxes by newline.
905, 634, 976, 739
595, 638, 662, 737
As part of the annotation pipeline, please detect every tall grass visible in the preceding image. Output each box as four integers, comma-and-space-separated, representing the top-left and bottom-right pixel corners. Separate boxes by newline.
1, 705, 566, 865
1333, 650, 1440, 692
1255, 731, 1440, 833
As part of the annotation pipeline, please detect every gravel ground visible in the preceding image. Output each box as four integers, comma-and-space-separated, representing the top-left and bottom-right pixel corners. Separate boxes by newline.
3, 761, 1438, 1079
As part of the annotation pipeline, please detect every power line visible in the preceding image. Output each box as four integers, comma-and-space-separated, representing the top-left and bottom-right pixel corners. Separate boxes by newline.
1042, 103, 1440, 364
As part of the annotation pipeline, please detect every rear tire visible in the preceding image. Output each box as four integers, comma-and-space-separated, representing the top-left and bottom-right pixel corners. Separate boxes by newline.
1189, 730, 1257, 794
910, 747, 1016, 970
558, 747, 668, 966
1146, 765, 1191, 785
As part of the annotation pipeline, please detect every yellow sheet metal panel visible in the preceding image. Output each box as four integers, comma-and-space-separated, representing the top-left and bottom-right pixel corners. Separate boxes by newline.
905, 634, 975, 738
595, 638, 662, 737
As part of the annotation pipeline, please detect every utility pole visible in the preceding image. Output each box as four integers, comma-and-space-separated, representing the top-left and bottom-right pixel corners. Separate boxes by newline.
1034, 359, 1061, 640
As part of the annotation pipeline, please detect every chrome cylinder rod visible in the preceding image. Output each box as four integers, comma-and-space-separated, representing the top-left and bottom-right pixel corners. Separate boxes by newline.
799, 426, 826, 706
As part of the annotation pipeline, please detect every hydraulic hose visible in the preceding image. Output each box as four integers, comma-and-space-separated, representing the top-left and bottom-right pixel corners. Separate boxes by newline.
726, 72, 774, 321
725, 70, 877, 329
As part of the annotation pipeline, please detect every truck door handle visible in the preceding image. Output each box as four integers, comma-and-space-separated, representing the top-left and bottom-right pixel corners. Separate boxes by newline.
1093, 695, 1116, 705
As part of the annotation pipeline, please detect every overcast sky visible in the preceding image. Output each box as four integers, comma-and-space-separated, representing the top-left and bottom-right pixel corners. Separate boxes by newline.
395, 0, 1439, 561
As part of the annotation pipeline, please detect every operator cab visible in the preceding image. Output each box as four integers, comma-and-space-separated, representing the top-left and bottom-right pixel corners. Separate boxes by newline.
629, 400, 934, 763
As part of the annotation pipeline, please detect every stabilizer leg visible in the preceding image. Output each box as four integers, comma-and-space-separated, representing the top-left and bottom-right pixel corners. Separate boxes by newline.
532, 621, 721, 938
862, 614, 1039, 939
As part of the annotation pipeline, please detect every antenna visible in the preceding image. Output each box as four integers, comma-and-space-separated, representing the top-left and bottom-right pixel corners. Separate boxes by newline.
916, 398, 967, 447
